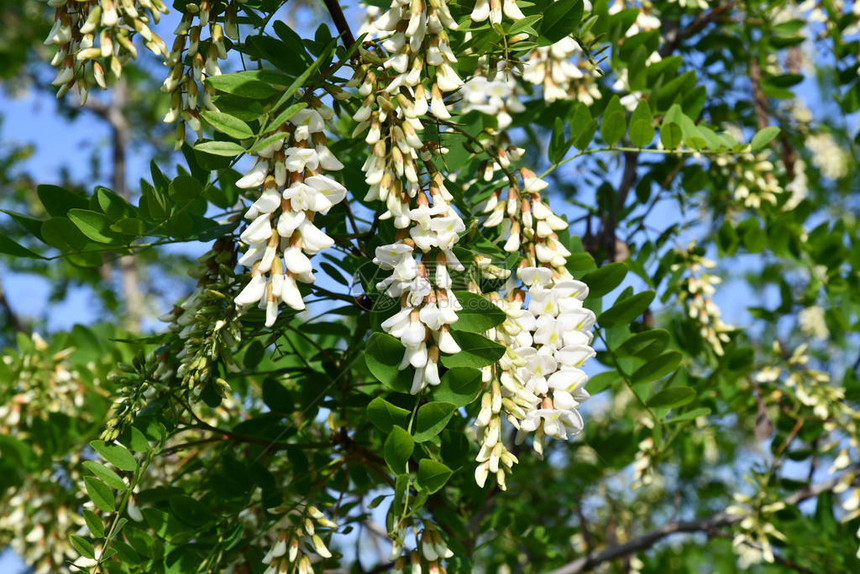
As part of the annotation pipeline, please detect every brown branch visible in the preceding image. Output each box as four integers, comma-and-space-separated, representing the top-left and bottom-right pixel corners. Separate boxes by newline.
594, 1, 736, 263
84, 79, 144, 332
748, 57, 770, 131
659, 2, 736, 57
548, 466, 860, 574
322, 0, 356, 48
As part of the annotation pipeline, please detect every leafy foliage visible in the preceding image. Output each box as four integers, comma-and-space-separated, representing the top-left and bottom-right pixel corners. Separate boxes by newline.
1, 1, 860, 573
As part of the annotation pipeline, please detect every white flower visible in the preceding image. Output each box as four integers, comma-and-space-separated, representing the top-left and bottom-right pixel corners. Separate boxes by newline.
236, 160, 269, 188
280, 274, 305, 310
284, 147, 319, 172
520, 407, 583, 440
284, 246, 313, 276
297, 220, 334, 254
276, 210, 307, 237
240, 214, 273, 245
435, 327, 461, 354
235, 274, 267, 306
245, 188, 282, 219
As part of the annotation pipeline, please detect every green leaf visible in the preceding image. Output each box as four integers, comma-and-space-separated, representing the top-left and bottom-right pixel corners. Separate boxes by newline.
68, 209, 120, 243
365, 332, 412, 393
570, 103, 592, 139
270, 37, 338, 115
540, 0, 584, 45
750, 126, 780, 150
647, 386, 697, 409
140, 181, 170, 223
205, 70, 285, 99
417, 459, 453, 494
582, 262, 627, 298
169, 175, 204, 207
660, 121, 682, 149
82, 509, 105, 538
432, 367, 483, 407
679, 115, 707, 150
573, 119, 598, 150
89, 440, 137, 471
110, 217, 146, 236
549, 117, 570, 164
193, 140, 246, 157
631, 351, 683, 384
598, 290, 655, 328
96, 187, 135, 220
367, 397, 410, 433
70, 535, 96, 560
615, 330, 669, 359
662, 407, 711, 424
567, 252, 596, 272
450, 291, 506, 333
2, 209, 45, 241
200, 110, 254, 139
169, 495, 212, 527
413, 402, 457, 442
601, 95, 627, 145
384, 427, 414, 474
84, 477, 116, 512
37, 184, 88, 217
439, 331, 505, 369
587, 370, 621, 394
82, 461, 127, 491
741, 219, 767, 253
629, 99, 655, 147
0, 236, 44, 259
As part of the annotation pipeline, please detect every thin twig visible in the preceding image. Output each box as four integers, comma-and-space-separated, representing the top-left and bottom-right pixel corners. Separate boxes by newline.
548, 465, 860, 574
322, 0, 356, 48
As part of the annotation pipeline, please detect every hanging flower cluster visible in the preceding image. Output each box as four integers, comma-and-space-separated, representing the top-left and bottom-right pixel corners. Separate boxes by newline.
390, 522, 454, 573
162, 1, 243, 148
461, 60, 526, 130
469, 0, 525, 23
713, 151, 784, 209
0, 467, 86, 574
0, 334, 94, 573
671, 243, 733, 355
262, 505, 338, 574
522, 36, 601, 104
233, 100, 346, 327
726, 489, 788, 568
354, 0, 470, 394
0, 334, 92, 433
806, 132, 850, 180
41, 0, 169, 103
473, 169, 597, 489
153, 236, 241, 397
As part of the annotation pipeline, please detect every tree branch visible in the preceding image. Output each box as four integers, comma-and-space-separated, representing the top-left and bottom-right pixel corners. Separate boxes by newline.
591, 1, 735, 262
322, 0, 356, 48
549, 466, 860, 574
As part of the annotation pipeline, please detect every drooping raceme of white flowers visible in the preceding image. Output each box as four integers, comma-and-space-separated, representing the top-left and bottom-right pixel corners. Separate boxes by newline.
806, 132, 850, 180
233, 100, 346, 327
160, 1, 242, 148
41, 0, 169, 104
262, 505, 337, 574
672, 243, 733, 356
461, 61, 526, 130
473, 169, 597, 489
714, 150, 784, 209
522, 35, 601, 104
353, 0, 470, 395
